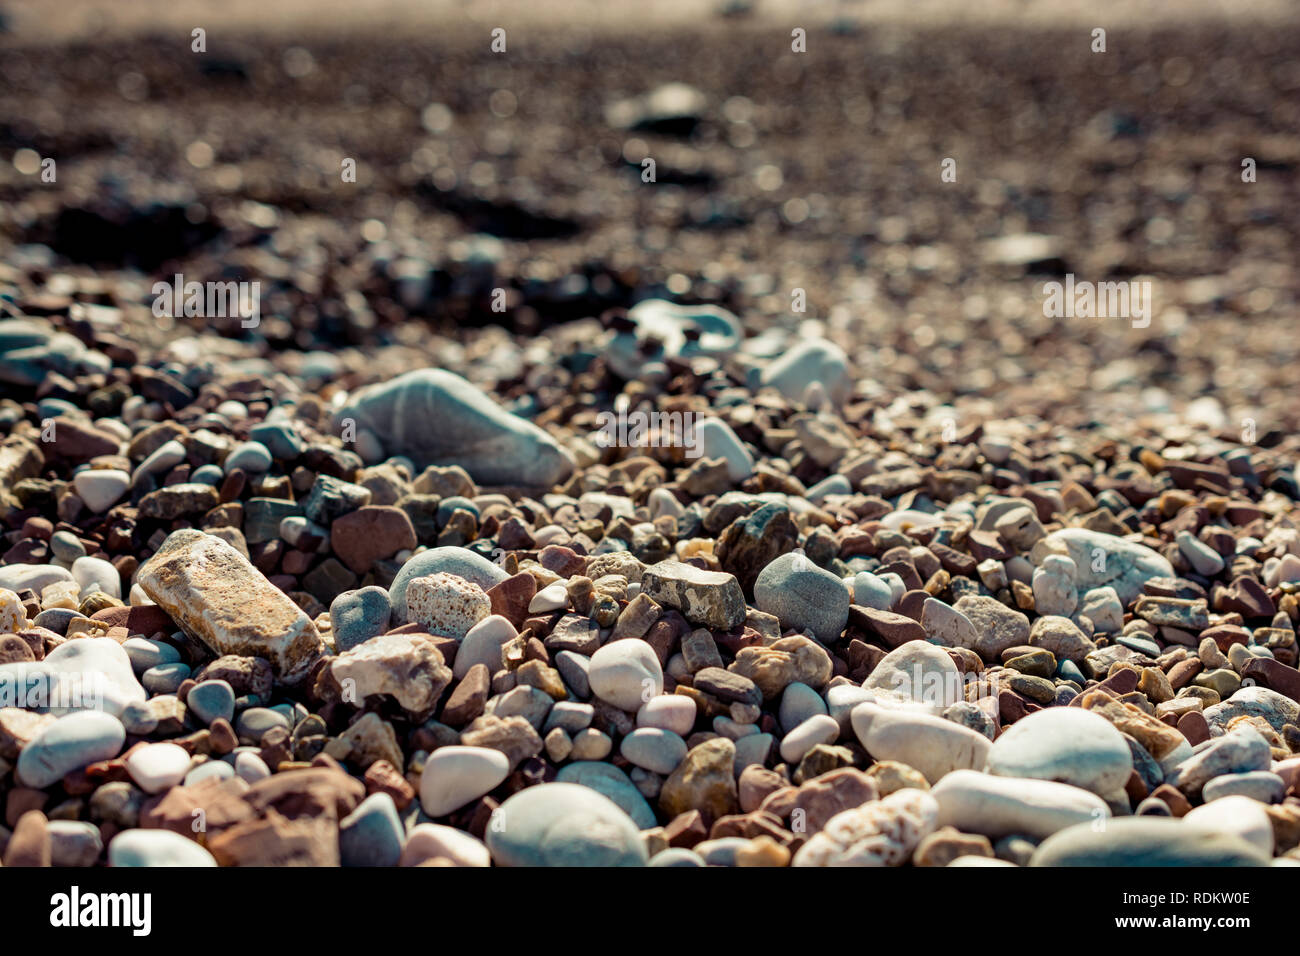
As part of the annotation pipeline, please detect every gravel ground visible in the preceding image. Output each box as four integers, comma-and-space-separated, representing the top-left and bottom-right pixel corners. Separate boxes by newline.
1, 9, 1299, 868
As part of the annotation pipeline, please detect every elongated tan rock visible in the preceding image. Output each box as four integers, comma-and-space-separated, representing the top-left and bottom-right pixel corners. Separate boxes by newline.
137, 529, 324, 681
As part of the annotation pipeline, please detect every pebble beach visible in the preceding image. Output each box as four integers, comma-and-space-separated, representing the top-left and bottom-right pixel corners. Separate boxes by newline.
2, 1, 1300, 873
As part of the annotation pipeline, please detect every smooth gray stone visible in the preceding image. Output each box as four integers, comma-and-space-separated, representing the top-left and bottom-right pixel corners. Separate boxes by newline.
1030, 817, 1270, 866
33, 608, 79, 635
485, 782, 646, 867
48, 820, 103, 867
17, 711, 126, 788
329, 586, 391, 652
339, 792, 404, 867
122, 637, 182, 674
555, 761, 657, 829
249, 422, 306, 460
760, 337, 850, 405
186, 679, 236, 725
389, 546, 509, 623
555, 651, 592, 700
753, 551, 851, 642
108, 829, 217, 867
648, 847, 706, 867
1037, 529, 1175, 606
335, 368, 575, 487
142, 661, 191, 695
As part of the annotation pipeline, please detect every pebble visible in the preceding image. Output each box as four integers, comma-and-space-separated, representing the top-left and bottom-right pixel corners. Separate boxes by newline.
1184, 795, 1274, 856
851, 571, 895, 610
779, 714, 841, 764
1030, 817, 1268, 866
1201, 770, 1286, 804
186, 679, 236, 725
125, 742, 192, 793
419, 745, 510, 816
619, 727, 688, 775
636, 695, 696, 736
588, 639, 663, 712
388, 546, 509, 623
137, 529, 324, 681
70, 468, 129, 512
778, 681, 828, 733
329, 586, 392, 652
1035, 529, 1175, 606
753, 552, 851, 643
556, 761, 656, 827
985, 708, 1134, 799
405, 572, 491, 640
0, 636, 146, 716
485, 782, 647, 866
851, 703, 991, 783
793, 789, 938, 866
862, 641, 962, 708
339, 792, 404, 867
72, 555, 121, 599
108, 829, 218, 867
17, 710, 126, 788
401, 823, 491, 867
931, 769, 1111, 840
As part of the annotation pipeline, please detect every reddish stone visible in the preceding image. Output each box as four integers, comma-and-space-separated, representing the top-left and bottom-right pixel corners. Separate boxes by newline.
1151, 783, 1192, 817
849, 605, 925, 648
2, 810, 50, 866
539, 545, 586, 577
1177, 711, 1210, 746
330, 506, 418, 575
5, 788, 47, 828
90, 604, 177, 637
364, 759, 416, 810
1167, 657, 1202, 690
46, 419, 119, 464
442, 663, 490, 726
664, 809, 707, 848
485, 572, 537, 630
1241, 657, 1300, 703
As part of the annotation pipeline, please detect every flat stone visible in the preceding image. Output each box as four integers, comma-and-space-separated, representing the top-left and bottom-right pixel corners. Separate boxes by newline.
1029, 817, 1268, 866
419, 745, 510, 817
17, 710, 126, 788
931, 769, 1111, 840
851, 703, 990, 783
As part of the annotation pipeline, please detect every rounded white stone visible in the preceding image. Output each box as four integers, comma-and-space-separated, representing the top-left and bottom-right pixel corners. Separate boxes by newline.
419, 745, 511, 817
